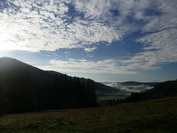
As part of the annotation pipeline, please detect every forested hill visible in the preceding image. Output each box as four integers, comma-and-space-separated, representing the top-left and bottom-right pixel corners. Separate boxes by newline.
126, 79, 177, 102
0, 57, 98, 114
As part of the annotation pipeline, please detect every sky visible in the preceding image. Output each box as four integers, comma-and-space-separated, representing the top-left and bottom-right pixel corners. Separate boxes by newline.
0, 0, 177, 82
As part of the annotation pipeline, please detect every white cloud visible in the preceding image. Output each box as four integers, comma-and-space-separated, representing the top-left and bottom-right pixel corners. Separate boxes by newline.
128, 0, 177, 70
116, 0, 177, 70
0, 0, 177, 72
121, 28, 177, 70
0, 0, 156, 53
84, 47, 97, 53
136, 29, 177, 63
38, 58, 136, 74
0, 0, 71, 52
0, 0, 122, 52
72, 0, 112, 19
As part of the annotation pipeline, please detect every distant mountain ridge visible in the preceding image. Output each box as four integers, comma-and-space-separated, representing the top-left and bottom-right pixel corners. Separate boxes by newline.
104, 81, 159, 87
120, 81, 159, 86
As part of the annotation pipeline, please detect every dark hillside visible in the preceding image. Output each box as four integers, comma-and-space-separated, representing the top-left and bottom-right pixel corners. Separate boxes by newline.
126, 80, 177, 102
79, 78, 121, 96
121, 81, 158, 86
0, 57, 97, 114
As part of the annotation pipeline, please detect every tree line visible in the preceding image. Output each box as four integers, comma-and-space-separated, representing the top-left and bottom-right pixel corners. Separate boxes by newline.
0, 66, 97, 114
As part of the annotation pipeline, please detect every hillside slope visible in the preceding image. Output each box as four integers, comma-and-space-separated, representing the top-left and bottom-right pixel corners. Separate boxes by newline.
126, 79, 177, 102
0, 57, 98, 113
0, 96, 177, 133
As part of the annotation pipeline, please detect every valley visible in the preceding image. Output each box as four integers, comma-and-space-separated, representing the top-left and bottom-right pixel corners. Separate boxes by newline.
0, 57, 177, 133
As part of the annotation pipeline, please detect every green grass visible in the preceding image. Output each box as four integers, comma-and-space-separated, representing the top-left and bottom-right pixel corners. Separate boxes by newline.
1, 97, 177, 133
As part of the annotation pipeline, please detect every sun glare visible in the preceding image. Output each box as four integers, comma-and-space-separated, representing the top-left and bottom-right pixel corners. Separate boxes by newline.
0, 28, 11, 51
0, 40, 14, 51
0, 28, 20, 51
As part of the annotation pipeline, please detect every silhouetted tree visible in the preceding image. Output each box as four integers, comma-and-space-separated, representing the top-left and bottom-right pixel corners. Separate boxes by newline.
125, 93, 141, 102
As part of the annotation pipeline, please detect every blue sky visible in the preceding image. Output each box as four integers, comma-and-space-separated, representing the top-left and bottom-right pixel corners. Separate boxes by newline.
0, 0, 177, 82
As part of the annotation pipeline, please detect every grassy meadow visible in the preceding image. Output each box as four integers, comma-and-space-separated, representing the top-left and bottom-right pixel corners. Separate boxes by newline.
0, 96, 177, 133
97, 95, 126, 101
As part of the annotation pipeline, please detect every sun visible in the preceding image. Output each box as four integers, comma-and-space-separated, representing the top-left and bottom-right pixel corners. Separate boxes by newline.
0, 31, 19, 51
0, 43, 14, 51
0, 38, 14, 51
0, 29, 11, 51
0, 25, 25, 52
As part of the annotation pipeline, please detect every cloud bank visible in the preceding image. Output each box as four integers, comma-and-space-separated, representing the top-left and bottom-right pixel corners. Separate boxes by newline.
0, 0, 121, 52
39, 58, 136, 74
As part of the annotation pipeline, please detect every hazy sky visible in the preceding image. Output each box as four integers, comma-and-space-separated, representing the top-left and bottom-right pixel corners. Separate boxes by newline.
0, 0, 177, 82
